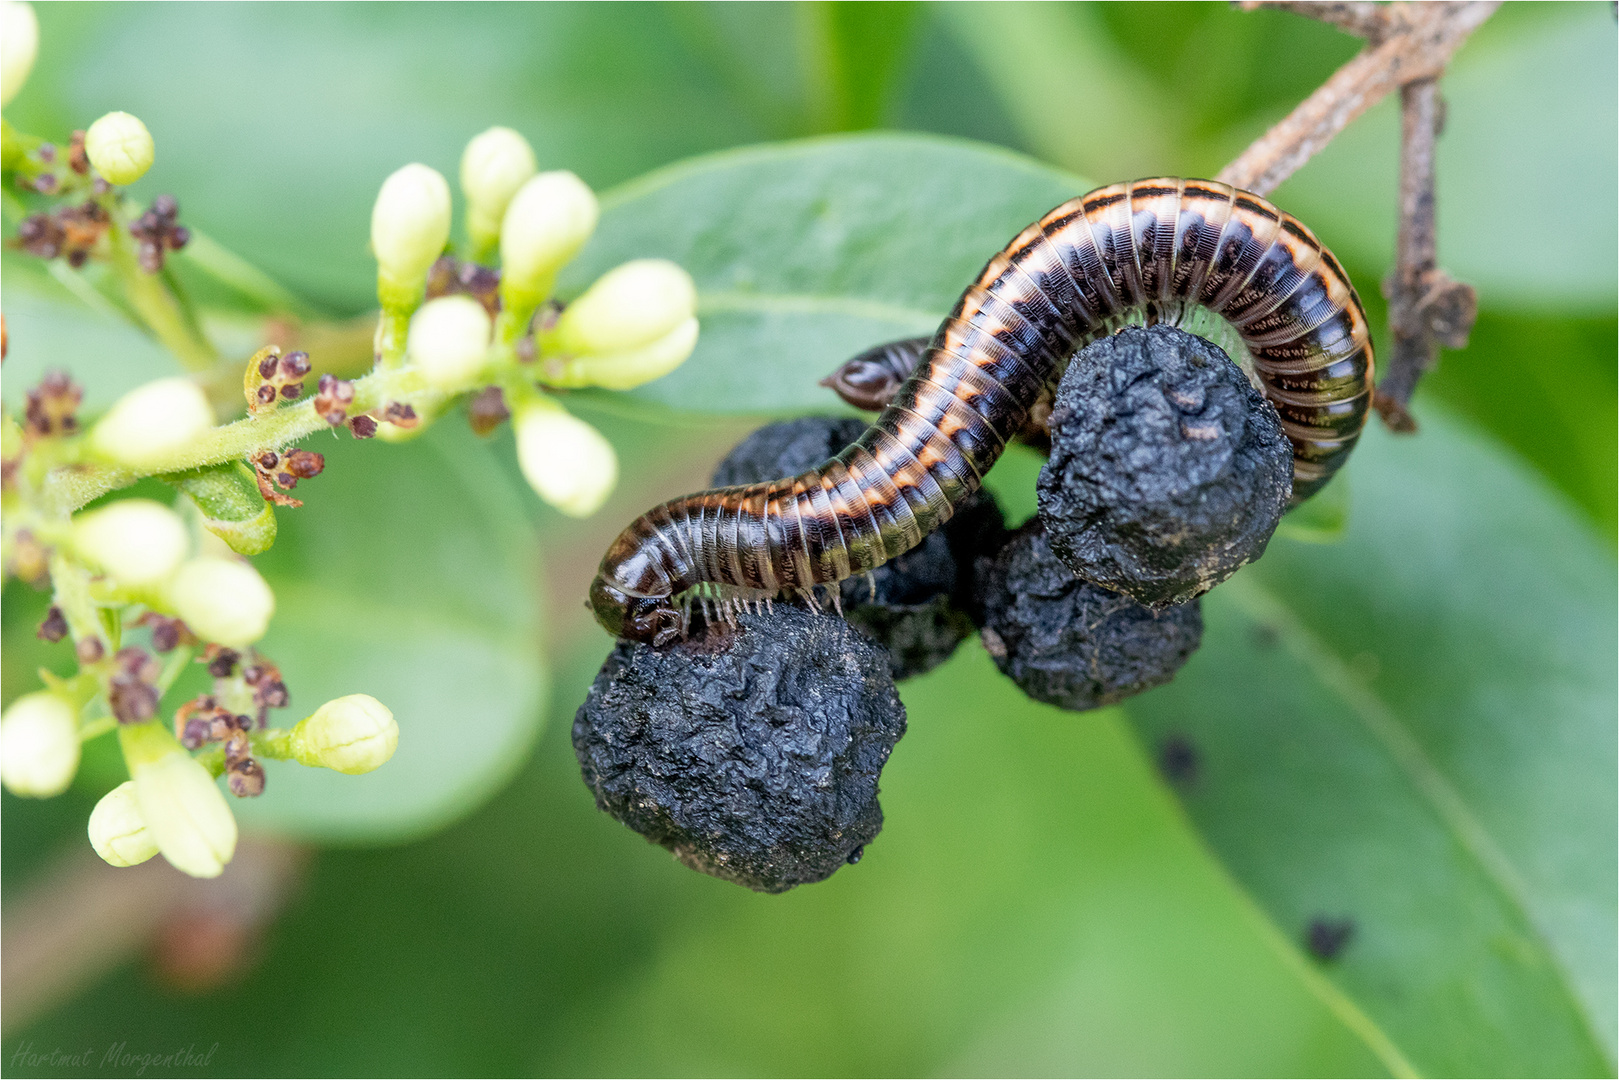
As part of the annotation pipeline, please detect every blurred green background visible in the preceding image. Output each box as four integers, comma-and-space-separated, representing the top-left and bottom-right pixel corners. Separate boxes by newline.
2, 3, 1614, 1076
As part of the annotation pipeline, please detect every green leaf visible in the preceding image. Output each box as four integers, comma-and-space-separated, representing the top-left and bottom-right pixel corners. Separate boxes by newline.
562, 132, 1090, 414
1121, 410, 1617, 1075
164, 461, 277, 555
234, 420, 549, 843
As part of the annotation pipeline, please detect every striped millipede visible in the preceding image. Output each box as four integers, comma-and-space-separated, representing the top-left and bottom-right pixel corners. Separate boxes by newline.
590, 178, 1374, 645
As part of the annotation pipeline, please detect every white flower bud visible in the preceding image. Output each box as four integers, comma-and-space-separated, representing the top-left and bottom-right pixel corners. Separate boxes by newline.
88, 376, 214, 469
543, 316, 699, 391
291, 694, 398, 775
555, 260, 697, 355
0, 691, 80, 798
120, 722, 235, 878
167, 557, 274, 648
514, 403, 617, 518
460, 126, 537, 255
407, 295, 493, 389
72, 498, 189, 587
1, 1, 38, 108
500, 171, 598, 301
84, 111, 155, 186
371, 163, 451, 309
88, 781, 159, 867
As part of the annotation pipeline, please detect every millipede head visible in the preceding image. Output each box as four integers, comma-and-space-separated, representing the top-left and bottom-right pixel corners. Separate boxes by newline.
589, 574, 683, 646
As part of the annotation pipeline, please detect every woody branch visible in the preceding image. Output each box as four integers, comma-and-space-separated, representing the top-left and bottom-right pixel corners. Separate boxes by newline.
1217, 0, 1499, 431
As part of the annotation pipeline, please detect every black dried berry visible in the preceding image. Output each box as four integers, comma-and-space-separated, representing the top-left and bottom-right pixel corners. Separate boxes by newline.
711, 416, 1004, 679
1037, 325, 1292, 609
573, 604, 906, 893
974, 519, 1203, 711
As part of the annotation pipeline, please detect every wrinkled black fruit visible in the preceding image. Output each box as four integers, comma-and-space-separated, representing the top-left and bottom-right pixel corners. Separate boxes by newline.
1037, 324, 1292, 608
712, 416, 1005, 679
574, 605, 906, 893
974, 519, 1203, 711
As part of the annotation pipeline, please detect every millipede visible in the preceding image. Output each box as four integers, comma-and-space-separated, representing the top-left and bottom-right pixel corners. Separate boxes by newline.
590, 178, 1374, 645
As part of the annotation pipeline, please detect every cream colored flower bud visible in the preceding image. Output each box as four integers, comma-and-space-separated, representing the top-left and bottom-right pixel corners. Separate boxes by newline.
500, 171, 598, 302
89, 377, 214, 469
407, 295, 493, 389
84, 111, 155, 186
88, 781, 159, 867
371, 163, 452, 309
291, 694, 398, 775
1, 2, 38, 108
555, 260, 697, 355
120, 721, 235, 878
1, 691, 80, 798
167, 557, 274, 648
461, 126, 537, 256
514, 403, 617, 518
541, 317, 698, 392
72, 498, 189, 587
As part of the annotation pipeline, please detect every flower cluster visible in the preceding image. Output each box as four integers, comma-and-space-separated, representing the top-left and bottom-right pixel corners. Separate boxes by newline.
364, 124, 699, 515
0, 6, 699, 879
0, 436, 398, 875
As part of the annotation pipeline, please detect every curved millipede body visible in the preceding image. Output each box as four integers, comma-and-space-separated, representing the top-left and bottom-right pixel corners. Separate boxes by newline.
591, 178, 1375, 644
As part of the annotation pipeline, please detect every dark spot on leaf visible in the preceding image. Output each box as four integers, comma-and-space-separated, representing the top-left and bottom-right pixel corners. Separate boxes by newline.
1158, 733, 1200, 786
1305, 916, 1355, 961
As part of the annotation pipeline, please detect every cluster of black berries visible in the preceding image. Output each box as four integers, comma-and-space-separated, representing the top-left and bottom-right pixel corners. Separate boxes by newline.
575, 325, 1293, 892
128, 194, 191, 273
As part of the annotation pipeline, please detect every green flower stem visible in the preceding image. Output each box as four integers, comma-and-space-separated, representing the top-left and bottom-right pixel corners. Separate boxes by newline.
106, 217, 220, 373
155, 645, 194, 695
78, 716, 117, 743
375, 304, 411, 369
178, 230, 324, 320
46, 551, 110, 657
495, 275, 552, 347
38, 367, 423, 516
195, 727, 295, 778
253, 728, 296, 760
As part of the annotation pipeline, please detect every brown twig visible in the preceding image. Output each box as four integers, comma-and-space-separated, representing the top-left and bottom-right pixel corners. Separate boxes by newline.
1218, 2, 1498, 196
1243, 1, 1392, 40
1220, 1, 1498, 431
1373, 78, 1478, 428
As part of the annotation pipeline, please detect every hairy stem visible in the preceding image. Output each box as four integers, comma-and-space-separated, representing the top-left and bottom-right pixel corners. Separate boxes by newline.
39, 367, 423, 516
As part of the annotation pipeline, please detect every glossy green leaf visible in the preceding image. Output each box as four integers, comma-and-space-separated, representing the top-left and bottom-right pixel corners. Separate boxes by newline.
1121, 411, 1617, 1075
563, 133, 1089, 414
233, 421, 549, 843
164, 461, 277, 555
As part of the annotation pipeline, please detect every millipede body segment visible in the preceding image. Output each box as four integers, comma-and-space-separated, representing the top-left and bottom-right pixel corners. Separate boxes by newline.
591, 178, 1375, 644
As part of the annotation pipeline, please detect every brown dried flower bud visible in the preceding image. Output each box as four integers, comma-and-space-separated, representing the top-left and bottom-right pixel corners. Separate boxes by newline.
24, 371, 84, 437
466, 386, 510, 437
282, 450, 324, 479
205, 646, 240, 678
67, 131, 90, 174
36, 606, 68, 643
227, 758, 266, 798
